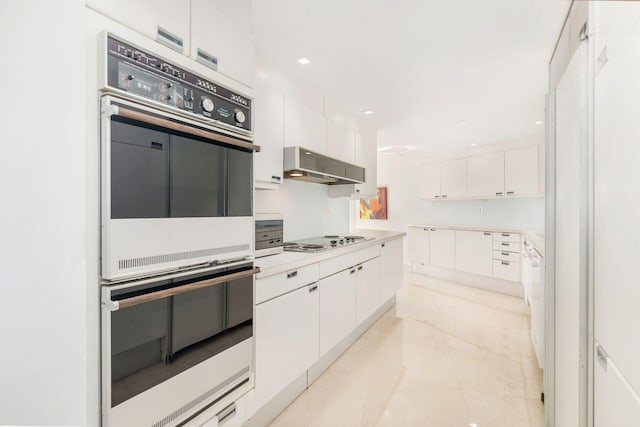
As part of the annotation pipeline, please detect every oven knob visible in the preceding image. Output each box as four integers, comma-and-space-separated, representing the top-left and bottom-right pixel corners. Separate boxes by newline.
201, 97, 214, 113
234, 110, 246, 123
127, 74, 135, 81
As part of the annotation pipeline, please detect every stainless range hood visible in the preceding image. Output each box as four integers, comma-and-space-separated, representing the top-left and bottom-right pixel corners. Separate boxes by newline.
283, 147, 366, 185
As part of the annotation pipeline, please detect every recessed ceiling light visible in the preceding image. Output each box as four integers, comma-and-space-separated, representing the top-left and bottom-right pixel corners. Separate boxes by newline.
363, 109, 374, 115
471, 143, 478, 147
297, 57, 310, 65
536, 120, 544, 125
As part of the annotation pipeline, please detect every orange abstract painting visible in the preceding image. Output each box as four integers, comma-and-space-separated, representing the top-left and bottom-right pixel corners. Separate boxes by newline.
359, 187, 387, 219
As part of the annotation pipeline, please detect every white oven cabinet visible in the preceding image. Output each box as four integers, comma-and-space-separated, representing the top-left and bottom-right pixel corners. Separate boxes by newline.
454, 230, 493, 276
283, 95, 327, 154
419, 163, 442, 200
319, 268, 357, 355
190, 0, 255, 88
326, 117, 356, 164
86, 0, 190, 53
254, 82, 284, 188
354, 129, 378, 197
467, 152, 505, 197
505, 146, 539, 196
440, 159, 467, 199
254, 282, 319, 408
356, 256, 382, 324
429, 228, 455, 269
380, 238, 404, 302
408, 226, 430, 265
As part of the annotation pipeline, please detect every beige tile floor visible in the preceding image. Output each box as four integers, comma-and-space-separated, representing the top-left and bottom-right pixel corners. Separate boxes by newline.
269, 272, 545, 427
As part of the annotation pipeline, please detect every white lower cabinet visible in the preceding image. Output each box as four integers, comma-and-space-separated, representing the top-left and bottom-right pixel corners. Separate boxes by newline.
319, 268, 357, 355
408, 226, 429, 264
356, 257, 381, 324
380, 238, 403, 301
454, 230, 492, 276
492, 259, 520, 282
429, 228, 455, 269
255, 283, 319, 408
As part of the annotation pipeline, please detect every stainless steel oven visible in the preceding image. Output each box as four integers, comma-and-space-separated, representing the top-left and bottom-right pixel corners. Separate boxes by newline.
101, 261, 258, 427
100, 32, 259, 281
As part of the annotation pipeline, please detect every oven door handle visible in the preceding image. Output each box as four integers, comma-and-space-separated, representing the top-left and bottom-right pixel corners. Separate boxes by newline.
110, 267, 260, 311
112, 105, 261, 152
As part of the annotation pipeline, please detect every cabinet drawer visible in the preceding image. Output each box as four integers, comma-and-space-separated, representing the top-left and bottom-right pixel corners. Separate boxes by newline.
492, 232, 520, 243
492, 250, 520, 262
256, 263, 319, 304
492, 241, 521, 253
493, 260, 521, 282
319, 245, 380, 279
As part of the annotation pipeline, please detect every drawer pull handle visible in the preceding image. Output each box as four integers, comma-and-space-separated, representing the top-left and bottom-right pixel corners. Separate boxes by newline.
217, 403, 236, 425
309, 285, 318, 293
502, 261, 509, 266
502, 252, 509, 256
501, 242, 509, 246
507, 191, 514, 195
502, 233, 510, 237
358, 265, 363, 271
431, 228, 436, 231
287, 271, 298, 279
442, 194, 448, 198
435, 195, 440, 198
496, 192, 503, 196
483, 232, 491, 236
272, 175, 282, 182
350, 269, 356, 274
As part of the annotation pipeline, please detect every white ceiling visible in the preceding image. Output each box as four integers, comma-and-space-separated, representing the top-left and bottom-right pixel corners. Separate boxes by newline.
252, 0, 569, 155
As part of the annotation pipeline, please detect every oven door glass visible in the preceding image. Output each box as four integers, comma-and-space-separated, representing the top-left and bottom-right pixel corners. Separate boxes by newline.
107, 263, 255, 408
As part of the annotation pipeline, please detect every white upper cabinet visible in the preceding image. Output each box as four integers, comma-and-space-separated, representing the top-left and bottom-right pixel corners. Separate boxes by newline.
441, 159, 467, 199
87, 0, 190, 53
206, 0, 253, 32
505, 146, 539, 196
454, 230, 493, 276
354, 129, 378, 197
467, 152, 505, 197
326, 118, 356, 164
419, 163, 442, 199
191, 0, 256, 88
429, 228, 455, 269
254, 82, 284, 187
283, 95, 326, 154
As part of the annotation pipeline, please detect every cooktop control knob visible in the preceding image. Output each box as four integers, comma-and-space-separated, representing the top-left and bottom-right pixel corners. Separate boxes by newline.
201, 97, 214, 113
234, 110, 246, 123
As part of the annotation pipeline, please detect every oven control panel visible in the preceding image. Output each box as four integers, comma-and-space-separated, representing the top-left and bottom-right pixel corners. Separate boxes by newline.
106, 35, 252, 132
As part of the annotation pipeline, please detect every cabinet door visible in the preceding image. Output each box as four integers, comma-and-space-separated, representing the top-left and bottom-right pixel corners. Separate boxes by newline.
283, 95, 326, 154
380, 238, 404, 302
419, 163, 441, 199
253, 83, 284, 185
454, 230, 492, 276
326, 118, 356, 164
319, 268, 357, 355
191, 0, 255, 88
441, 159, 467, 198
87, 0, 190, 53
408, 227, 429, 264
356, 257, 381, 324
594, 351, 640, 427
429, 228, 455, 269
354, 130, 377, 197
505, 146, 539, 196
255, 283, 319, 408
467, 152, 505, 197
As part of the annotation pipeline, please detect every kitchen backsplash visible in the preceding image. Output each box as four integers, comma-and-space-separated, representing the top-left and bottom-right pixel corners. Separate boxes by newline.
255, 180, 350, 241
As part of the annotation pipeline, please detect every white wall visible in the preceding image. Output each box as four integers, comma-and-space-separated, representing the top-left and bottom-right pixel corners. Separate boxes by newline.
256, 181, 350, 241
0, 1, 91, 425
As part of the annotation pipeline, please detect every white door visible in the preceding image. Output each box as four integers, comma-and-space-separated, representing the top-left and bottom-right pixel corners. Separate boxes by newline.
505, 146, 539, 196
419, 163, 441, 199
253, 82, 284, 185
428, 228, 455, 269
380, 238, 404, 302
255, 283, 319, 408
319, 268, 357, 355
467, 152, 505, 197
87, 0, 190, 52
454, 230, 492, 276
407, 227, 429, 265
356, 257, 381, 324
440, 159, 467, 198
326, 118, 356, 164
283, 95, 326, 154
191, 0, 255, 87
593, 1, 640, 409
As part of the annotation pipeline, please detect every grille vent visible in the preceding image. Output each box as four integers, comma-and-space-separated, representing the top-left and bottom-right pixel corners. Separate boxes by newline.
118, 245, 249, 270
150, 366, 250, 427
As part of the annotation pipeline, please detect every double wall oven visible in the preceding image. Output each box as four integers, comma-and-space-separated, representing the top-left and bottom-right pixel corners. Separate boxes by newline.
99, 32, 258, 427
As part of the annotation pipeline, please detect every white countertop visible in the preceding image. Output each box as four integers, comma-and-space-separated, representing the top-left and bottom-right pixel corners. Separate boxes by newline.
408, 223, 544, 256
255, 229, 406, 279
